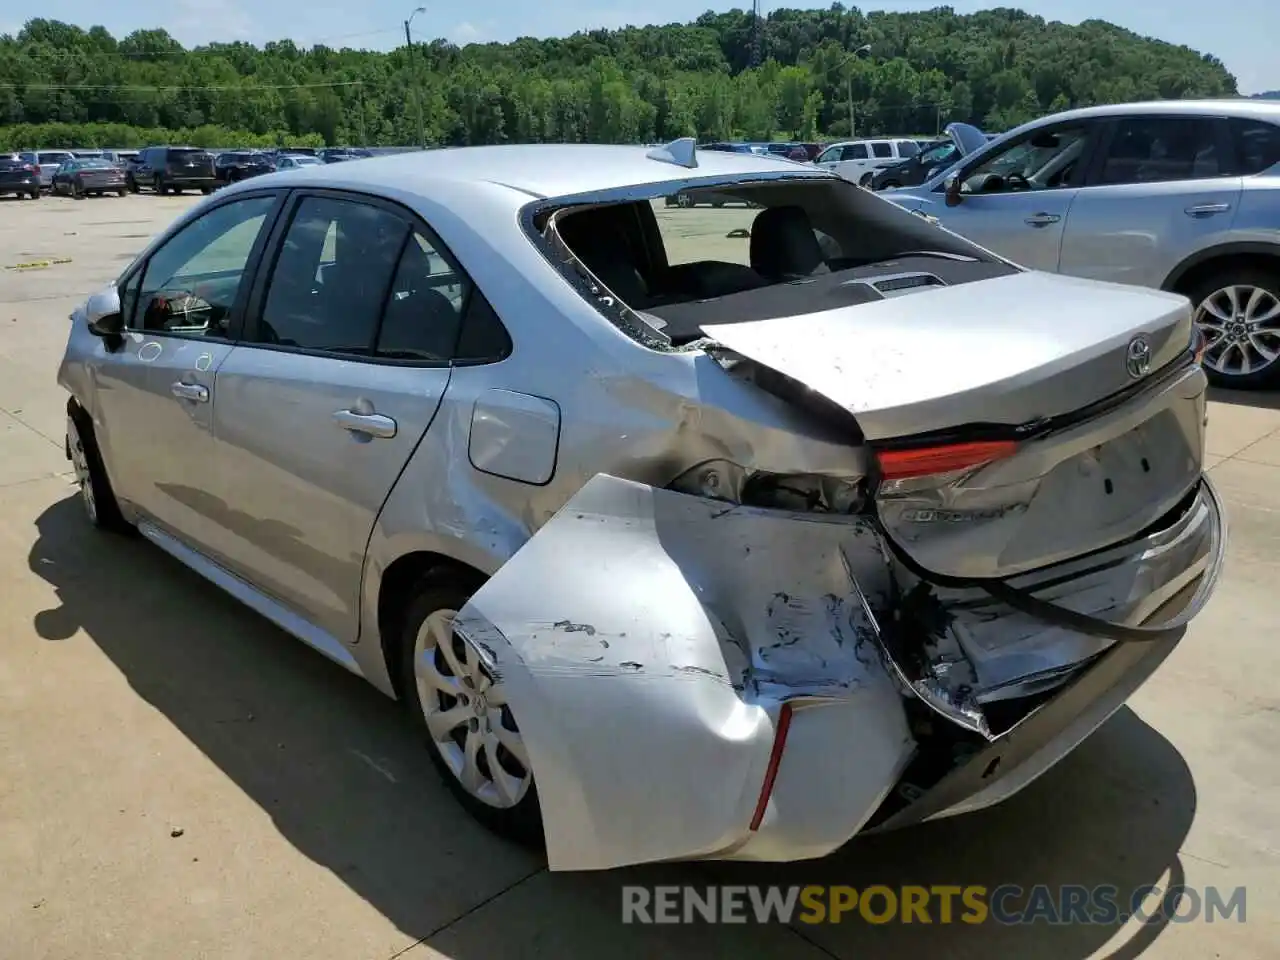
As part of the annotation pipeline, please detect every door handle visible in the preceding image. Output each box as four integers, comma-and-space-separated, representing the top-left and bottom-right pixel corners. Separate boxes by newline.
171, 381, 209, 403
1184, 202, 1231, 218
1024, 212, 1061, 227
333, 409, 397, 439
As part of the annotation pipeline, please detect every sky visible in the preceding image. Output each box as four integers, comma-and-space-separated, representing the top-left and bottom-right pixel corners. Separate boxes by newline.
7, 0, 1279, 94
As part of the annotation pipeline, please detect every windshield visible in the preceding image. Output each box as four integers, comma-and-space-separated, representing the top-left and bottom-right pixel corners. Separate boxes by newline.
921, 142, 959, 164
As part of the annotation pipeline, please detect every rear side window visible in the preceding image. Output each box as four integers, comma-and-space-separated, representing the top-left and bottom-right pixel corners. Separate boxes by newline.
843, 144, 868, 160
1098, 118, 1223, 185
896, 141, 920, 158
1229, 119, 1280, 175
257, 196, 407, 355
871, 142, 893, 158
375, 232, 467, 362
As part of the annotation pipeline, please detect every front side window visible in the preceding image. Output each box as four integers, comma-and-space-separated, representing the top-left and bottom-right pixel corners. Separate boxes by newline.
1097, 117, 1223, 185
816, 146, 841, 164
256, 196, 408, 355
961, 125, 1090, 194
1229, 118, 1280, 176
130, 195, 276, 337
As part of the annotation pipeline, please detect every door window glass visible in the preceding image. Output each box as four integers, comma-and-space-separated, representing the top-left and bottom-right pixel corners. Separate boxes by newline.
1098, 118, 1222, 185
375, 232, 468, 362
257, 196, 408, 355
131, 195, 275, 337
871, 142, 893, 158
896, 140, 920, 158
961, 125, 1090, 194
815, 146, 841, 164
843, 143, 868, 160
1229, 119, 1280, 175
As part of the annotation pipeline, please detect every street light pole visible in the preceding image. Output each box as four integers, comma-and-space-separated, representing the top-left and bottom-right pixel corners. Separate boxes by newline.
840, 44, 872, 140
404, 6, 427, 149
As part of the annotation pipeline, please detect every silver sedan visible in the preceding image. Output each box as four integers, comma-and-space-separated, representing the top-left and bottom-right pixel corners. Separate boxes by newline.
57, 140, 1223, 871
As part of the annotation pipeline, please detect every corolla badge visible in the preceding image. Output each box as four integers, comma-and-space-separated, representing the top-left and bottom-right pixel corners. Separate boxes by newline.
1125, 335, 1153, 379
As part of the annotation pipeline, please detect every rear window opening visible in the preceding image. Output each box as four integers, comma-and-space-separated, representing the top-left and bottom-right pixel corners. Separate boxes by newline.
540, 178, 1018, 347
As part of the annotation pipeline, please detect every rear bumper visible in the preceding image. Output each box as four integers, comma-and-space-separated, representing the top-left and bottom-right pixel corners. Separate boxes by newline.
0, 180, 38, 193
164, 174, 217, 186
447, 473, 1222, 871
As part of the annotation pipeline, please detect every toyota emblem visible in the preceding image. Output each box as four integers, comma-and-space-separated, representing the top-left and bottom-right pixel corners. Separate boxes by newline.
1126, 335, 1152, 379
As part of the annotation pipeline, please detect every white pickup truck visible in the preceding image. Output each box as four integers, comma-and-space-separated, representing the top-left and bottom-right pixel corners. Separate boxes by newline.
814, 138, 925, 186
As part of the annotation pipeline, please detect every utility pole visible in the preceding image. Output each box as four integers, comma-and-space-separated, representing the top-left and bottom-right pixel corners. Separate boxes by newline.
404, 6, 427, 149
838, 44, 872, 140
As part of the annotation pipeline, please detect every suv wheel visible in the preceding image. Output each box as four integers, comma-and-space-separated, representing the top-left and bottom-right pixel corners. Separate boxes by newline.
66, 402, 131, 533
398, 572, 543, 846
1189, 265, 1280, 389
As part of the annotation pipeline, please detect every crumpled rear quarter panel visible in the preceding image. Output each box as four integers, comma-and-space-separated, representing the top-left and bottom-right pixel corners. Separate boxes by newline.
452, 474, 915, 872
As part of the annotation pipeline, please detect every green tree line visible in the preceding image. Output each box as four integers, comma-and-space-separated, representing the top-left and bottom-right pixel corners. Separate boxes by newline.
0, 6, 1238, 151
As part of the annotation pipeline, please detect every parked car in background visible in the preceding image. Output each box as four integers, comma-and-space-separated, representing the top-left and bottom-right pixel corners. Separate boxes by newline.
700, 141, 757, 154
21, 150, 76, 190
320, 147, 374, 163
814, 138, 922, 185
274, 153, 324, 171
129, 146, 218, 194
51, 158, 128, 198
869, 123, 989, 191
215, 150, 274, 184
884, 99, 1280, 388
0, 154, 42, 199
102, 149, 139, 167
58, 140, 1222, 871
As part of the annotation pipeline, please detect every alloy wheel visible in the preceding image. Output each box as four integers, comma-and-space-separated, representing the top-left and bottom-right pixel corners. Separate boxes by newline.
66, 417, 97, 524
413, 608, 532, 809
1196, 284, 1280, 378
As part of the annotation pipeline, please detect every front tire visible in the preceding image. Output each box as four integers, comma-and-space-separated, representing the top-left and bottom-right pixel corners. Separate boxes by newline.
1188, 265, 1280, 389
66, 403, 131, 534
398, 573, 543, 846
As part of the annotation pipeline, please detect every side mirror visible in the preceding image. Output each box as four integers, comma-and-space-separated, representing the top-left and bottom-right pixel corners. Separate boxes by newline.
944, 175, 963, 207
85, 286, 124, 337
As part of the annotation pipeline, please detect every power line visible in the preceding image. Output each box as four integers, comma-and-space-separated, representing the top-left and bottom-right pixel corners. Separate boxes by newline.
0, 80, 367, 92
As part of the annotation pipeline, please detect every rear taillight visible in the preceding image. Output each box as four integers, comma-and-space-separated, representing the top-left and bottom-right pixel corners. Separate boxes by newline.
1191, 324, 1208, 364
875, 439, 1019, 481
21, 163, 35, 172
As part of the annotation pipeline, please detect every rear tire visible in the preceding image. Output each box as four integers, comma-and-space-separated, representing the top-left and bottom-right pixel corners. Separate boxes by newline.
30, 189, 40, 200
1187, 264, 1280, 390
201, 186, 213, 195
117, 187, 127, 197
397, 571, 544, 848
66, 401, 132, 534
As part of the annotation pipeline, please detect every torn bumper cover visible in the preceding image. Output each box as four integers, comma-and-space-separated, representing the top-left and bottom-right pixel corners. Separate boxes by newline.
452, 473, 1224, 872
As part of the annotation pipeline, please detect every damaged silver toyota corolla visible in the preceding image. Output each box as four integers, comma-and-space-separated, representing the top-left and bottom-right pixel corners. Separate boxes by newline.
58, 138, 1224, 872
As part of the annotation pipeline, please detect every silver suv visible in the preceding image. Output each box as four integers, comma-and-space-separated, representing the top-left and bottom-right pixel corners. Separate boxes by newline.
886, 100, 1280, 388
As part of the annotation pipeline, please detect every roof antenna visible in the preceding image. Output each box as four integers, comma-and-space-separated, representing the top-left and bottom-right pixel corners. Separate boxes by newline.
646, 137, 698, 169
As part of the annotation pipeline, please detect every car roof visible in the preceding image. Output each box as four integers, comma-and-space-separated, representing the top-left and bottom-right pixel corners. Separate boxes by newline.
254, 143, 827, 206
1020, 98, 1280, 127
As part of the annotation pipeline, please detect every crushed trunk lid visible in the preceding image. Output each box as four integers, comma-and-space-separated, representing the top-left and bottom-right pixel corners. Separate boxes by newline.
704, 272, 1207, 580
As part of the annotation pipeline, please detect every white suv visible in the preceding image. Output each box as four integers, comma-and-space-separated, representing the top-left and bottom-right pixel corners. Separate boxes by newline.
815, 138, 922, 186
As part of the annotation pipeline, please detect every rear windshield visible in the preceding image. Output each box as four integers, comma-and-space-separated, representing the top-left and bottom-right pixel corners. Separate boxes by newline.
0, 157, 27, 170
77, 159, 115, 169
38, 152, 73, 164
169, 148, 209, 159
543, 178, 1012, 347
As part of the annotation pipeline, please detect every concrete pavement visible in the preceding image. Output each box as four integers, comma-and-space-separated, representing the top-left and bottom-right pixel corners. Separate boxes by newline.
0, 194, 1277, 958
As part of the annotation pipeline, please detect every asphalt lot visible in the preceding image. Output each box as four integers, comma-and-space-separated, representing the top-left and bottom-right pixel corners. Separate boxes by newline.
1, 191, 1278, 959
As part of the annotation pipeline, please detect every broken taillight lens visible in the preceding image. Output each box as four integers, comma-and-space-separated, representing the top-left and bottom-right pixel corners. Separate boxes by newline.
875, 440, 1019, 481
